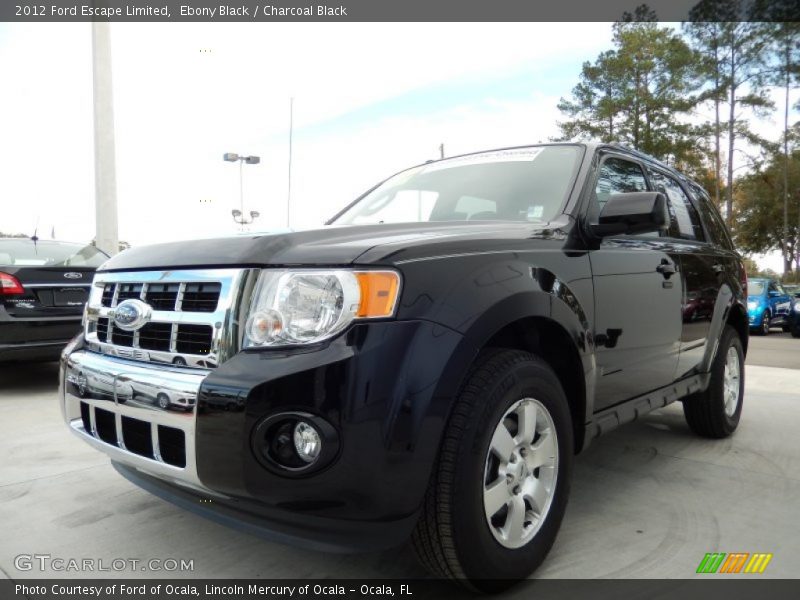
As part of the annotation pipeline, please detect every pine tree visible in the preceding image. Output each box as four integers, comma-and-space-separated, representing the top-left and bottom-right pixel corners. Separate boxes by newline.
557, 12, 702, 169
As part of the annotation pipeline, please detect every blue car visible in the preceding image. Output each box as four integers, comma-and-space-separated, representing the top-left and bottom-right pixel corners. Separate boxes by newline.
747, 278, 792, 335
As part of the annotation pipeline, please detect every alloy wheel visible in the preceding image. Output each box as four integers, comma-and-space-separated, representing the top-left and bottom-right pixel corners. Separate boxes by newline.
483, 398, 558, 549
723, 346, 741, 417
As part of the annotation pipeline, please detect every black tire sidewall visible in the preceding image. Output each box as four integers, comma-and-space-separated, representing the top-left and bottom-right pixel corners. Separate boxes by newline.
450, 357, 573, 582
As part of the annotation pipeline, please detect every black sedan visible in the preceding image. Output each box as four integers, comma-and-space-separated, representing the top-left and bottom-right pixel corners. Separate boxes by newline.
0, 238, 108, 362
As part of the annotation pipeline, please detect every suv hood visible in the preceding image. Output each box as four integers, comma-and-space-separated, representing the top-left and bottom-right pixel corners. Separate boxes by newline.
98, 222, 560, 272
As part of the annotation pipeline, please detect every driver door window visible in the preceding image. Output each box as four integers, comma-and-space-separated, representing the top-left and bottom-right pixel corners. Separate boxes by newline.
594, 157, 648, 213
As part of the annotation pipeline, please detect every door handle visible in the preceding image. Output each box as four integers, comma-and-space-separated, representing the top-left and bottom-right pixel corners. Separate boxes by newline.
656, 259, 676, 279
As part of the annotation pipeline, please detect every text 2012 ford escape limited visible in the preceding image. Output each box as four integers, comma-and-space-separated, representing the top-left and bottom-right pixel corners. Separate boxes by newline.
60, 143, 748, 589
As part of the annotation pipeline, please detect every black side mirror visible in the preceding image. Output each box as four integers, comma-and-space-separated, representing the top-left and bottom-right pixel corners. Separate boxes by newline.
591, 191, 669, 238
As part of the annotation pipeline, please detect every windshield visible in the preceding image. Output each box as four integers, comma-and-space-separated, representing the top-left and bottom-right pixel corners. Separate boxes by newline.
0, 239, 108, 267
332, 145, 584, 226
748, 281, 766, 296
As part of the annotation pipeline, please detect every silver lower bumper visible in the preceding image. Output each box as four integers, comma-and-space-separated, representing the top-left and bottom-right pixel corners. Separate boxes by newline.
61, 349, 215, 494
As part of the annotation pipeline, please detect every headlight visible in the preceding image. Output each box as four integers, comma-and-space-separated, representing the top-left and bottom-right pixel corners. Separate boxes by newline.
747, 301, 758, 310
794, 300, 800, 312
244, 269, 400, 348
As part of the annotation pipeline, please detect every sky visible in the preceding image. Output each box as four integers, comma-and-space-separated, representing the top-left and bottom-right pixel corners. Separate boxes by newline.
0, 21, 794, 271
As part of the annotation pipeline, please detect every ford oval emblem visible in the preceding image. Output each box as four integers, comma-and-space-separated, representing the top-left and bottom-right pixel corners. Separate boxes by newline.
112, 299, 152, 331
64, 272, 83, 279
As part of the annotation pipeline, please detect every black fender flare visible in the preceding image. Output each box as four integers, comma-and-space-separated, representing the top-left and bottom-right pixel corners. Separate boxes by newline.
698, 283, 745, 374
428, 286, 595, 444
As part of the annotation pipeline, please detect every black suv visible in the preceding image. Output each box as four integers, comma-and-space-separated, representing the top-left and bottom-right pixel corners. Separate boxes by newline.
60, 143, 748, 589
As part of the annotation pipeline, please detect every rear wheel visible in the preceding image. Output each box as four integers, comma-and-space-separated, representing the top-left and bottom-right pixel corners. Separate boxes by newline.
412, 349, 573, 591
682, 325, 744, 438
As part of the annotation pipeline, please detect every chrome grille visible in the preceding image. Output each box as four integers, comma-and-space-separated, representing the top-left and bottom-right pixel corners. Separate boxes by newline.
95, 318, 214, 355
101, 284, 115, 306
143, 283, 180, 310
99, 281, 222, 312
180, 282, 222, 312
137, 322, 172, 351
84, 269, 254, 369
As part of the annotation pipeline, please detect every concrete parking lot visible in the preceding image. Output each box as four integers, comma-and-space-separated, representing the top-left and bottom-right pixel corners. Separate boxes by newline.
1, 334, 798, 582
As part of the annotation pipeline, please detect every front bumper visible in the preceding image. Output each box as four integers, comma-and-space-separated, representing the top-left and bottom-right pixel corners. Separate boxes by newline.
61, 348, 209, 491
60, 319, 466, 551
747, 307, 765, 327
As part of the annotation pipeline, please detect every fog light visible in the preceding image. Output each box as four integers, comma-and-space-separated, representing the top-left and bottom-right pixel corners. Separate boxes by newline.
293, 421, 321, 463
252, 412, 339, 476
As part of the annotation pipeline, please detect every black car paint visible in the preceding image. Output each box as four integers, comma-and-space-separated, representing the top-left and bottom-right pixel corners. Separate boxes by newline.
76, 142, 748, 551
1, 264, 98, 362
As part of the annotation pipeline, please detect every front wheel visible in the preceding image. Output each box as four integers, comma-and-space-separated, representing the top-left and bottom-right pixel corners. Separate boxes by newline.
157, 393, 170, 410
412, 349, 573, 591
682, 325, 744, 438
759, 312, 771, 335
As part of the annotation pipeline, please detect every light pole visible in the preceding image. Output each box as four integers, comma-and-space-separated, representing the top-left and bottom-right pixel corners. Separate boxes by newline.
223, 153, 261, 228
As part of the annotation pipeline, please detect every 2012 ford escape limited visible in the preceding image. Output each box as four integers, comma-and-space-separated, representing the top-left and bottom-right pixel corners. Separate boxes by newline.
60, 143, 748, 589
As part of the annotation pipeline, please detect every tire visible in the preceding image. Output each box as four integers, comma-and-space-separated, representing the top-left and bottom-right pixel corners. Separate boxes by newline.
412, 349, 573, 591
792, 328, 800, 339
682, 325, 744, 438
157, 393, 170, 409
759, 312, 771, 335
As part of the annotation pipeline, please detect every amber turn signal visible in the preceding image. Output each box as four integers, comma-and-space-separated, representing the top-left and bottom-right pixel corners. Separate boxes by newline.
354, 271, 400, 318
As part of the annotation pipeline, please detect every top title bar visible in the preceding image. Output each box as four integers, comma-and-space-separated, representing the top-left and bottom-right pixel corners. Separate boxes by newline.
2, 0, 799, 23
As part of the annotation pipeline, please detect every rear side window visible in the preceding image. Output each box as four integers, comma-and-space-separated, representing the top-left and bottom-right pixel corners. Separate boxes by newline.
689, 183, 734, 250
647, 169, 704, 241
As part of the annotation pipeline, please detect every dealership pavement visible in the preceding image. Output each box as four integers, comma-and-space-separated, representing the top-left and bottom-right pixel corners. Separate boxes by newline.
0, 339, 798, 583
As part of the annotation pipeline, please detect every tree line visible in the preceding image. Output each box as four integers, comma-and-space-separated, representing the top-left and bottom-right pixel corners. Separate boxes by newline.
556, 0, 800, 277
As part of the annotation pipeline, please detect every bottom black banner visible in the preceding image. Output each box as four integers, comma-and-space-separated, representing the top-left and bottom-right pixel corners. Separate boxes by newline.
5, 579, 800, 600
